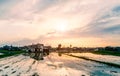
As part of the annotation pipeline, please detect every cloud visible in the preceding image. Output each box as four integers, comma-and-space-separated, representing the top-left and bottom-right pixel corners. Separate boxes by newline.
0, 0, 20, 19
0, 0, 120, 47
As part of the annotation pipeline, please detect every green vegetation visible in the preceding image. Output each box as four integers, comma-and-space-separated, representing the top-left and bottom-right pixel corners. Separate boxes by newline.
0, 50, 25, 58
91, 50, 120, 56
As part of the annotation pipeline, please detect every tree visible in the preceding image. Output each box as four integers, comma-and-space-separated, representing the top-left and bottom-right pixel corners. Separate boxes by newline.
57, 44, 62, 56
58, 44, 62, 50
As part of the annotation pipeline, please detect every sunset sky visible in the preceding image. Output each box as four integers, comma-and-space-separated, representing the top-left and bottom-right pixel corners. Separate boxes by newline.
0, 0, 120, 47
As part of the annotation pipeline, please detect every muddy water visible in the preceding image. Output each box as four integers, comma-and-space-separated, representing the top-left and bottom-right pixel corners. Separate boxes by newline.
49, 53, 120, 76
0, 53, 120, 76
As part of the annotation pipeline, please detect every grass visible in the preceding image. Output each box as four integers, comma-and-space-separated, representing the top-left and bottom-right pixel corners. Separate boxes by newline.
0, 50, 25, 58
91, 50, 120, 56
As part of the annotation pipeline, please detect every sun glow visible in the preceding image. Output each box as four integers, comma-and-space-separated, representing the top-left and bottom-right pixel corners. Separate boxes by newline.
55, 20, 68, 32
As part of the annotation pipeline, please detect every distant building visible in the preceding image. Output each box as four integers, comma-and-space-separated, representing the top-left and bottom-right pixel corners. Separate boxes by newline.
22, 43, 50, 60
27, 43, 44, 52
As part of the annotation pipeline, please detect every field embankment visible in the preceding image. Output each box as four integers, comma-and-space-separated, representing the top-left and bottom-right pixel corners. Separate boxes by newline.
67, 52, 120, 68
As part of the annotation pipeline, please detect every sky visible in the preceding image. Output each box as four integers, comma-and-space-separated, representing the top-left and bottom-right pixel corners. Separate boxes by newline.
0, 0, 120, 47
